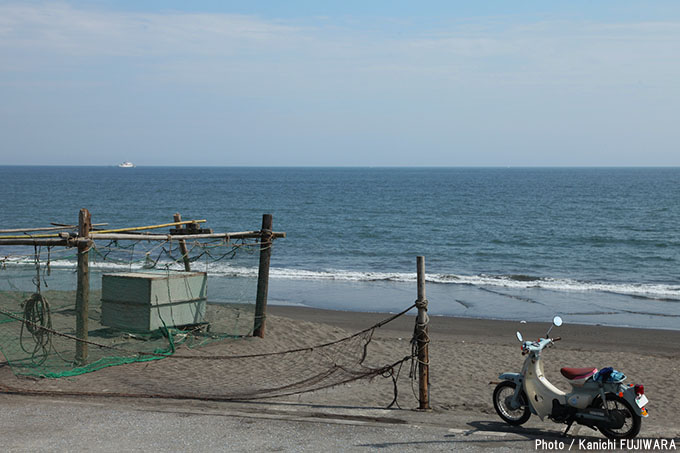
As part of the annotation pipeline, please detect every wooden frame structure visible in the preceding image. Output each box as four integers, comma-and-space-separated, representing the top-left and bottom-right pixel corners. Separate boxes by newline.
0, 210, 286, 363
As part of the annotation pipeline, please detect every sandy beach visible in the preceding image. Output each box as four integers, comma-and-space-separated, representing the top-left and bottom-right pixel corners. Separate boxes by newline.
268, 307, 680, 427
1, 304, 679, 445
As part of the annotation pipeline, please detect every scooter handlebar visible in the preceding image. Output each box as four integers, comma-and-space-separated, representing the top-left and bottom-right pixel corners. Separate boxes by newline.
552, 337, 561, 342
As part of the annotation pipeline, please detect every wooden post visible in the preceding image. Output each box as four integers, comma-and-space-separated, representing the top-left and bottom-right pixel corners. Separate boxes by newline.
253, 214, 273, 338
173, 213, 191, 271
75, 208, 91, 365
416, 256, 431, 410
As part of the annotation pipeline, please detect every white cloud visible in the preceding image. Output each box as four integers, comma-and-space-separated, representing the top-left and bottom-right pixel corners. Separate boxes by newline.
1, 2, 679, 165
0, 2, 305, 57
1, 2, 679, 91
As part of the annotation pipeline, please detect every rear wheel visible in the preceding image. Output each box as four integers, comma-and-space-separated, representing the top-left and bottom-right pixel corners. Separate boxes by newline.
595, 394, 641, 440
493, 381, 531, 425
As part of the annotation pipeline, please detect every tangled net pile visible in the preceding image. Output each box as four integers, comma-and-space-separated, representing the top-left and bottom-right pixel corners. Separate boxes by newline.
0, 235, 419, 406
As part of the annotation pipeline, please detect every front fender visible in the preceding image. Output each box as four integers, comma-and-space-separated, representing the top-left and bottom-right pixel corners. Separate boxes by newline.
499, 372, 523, 386
498, 373, 531, 412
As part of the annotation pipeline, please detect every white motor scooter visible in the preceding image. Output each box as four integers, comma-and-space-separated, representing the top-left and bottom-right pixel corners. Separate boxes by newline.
493, 316, 648, 439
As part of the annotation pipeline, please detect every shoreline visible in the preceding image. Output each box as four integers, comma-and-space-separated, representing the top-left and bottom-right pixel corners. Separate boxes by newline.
268, 305, 680, 356
265, 277, 680, 331
271, 301, 680, 332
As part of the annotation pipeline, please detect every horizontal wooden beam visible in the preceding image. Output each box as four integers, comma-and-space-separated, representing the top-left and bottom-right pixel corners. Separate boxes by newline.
0, 220, 209, 240
86, 231, 286, 241
91, 219, 207, 235
0, 231, 285, 246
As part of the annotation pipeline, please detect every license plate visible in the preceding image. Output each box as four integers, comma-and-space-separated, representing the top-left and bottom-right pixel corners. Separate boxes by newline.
636, 394, 649, 408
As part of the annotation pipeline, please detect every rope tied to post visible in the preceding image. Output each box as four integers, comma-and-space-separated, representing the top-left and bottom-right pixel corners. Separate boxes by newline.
414, 298, 428, 310
414, 298, 429, 328
410, 298, 431, 353
410, 292, 431, 409
259, 229, 274, 251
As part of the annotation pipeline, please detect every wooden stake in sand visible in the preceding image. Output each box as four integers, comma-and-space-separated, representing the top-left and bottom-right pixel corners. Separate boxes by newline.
75, 208, 91, 365
253, 214, 273, 338
416, 256, 431, 410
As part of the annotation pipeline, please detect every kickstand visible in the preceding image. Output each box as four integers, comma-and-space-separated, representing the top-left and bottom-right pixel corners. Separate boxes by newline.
562, 420, 574, 437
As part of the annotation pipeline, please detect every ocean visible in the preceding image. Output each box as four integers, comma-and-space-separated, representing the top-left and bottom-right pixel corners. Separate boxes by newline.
1, 166, 679, 330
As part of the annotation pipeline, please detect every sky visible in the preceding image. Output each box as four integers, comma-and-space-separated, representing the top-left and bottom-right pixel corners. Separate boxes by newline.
1, 1, 680, 166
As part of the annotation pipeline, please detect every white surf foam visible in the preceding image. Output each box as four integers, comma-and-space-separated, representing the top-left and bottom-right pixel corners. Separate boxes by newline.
4, 257, 679, 299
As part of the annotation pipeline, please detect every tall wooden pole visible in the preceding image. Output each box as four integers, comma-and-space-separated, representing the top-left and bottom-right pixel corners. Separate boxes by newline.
75, 208, 91, 365
253, 214, 273, 338
416, 255, 431, 410
173, 213, 192, 272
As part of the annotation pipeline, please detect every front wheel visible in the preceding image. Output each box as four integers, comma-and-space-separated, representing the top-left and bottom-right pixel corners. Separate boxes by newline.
595, 394, 641, 440
493, 381, 531, 425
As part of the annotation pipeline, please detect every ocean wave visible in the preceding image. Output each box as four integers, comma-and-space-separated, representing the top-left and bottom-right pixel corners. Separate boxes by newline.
432, 273, 680, 299
229, 266, 680, 299
3, 257, 679, 299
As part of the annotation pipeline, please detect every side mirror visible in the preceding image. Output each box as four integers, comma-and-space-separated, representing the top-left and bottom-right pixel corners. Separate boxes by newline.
546, 315, 563, 337
516, 331, 523, 342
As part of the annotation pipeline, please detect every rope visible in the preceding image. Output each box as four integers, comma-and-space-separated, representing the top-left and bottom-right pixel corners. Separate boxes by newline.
86, 238, 259, 272
17, 248, 52, 365
0, 355, 413, 405
14, 249, 72, 366
19, 293, 52, 365
409, 298, 430, 401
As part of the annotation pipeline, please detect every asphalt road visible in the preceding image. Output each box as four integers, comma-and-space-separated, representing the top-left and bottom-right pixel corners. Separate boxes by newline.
1, 394, 677, 452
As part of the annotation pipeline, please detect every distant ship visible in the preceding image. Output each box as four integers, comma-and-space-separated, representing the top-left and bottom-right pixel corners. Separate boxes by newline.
118, 161, 135, 168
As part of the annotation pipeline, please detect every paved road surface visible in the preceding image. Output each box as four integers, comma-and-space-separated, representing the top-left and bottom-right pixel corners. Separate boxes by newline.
1, 395, 677, 452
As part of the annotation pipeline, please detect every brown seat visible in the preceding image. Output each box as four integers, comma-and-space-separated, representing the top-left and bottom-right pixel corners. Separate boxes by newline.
560, 367, 597, 380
